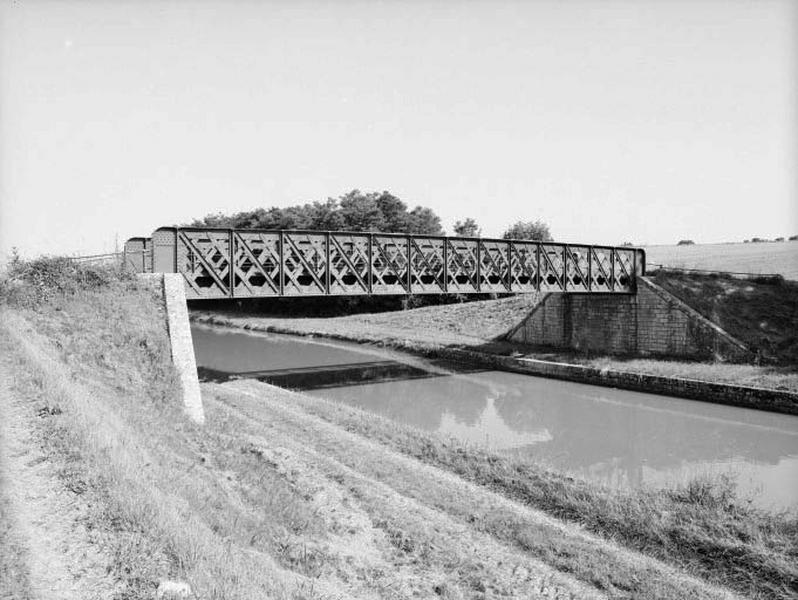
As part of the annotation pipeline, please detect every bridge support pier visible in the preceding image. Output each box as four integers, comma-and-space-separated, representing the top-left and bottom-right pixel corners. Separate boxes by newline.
506, 277, 752, 362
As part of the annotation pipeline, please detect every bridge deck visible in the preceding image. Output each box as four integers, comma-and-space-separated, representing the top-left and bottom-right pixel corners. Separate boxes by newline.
129, 227, 644, 300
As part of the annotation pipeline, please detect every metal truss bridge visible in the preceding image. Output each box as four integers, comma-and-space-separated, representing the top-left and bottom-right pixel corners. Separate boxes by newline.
124, 227, 645, 300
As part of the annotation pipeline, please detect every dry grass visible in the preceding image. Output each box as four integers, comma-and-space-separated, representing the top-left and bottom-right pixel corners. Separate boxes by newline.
193, 293, 541, 350
0, 479, 33, 600
584, 356, 798, 391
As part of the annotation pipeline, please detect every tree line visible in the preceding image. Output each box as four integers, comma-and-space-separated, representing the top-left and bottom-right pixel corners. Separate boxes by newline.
188, 189, 553, 241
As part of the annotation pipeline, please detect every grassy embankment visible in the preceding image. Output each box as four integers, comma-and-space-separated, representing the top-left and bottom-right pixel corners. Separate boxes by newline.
0, 259, 322, 599
192, 270, 798, 390
1, 258, 797, 599
651, 270, 798, 366
0, 468, 31, 599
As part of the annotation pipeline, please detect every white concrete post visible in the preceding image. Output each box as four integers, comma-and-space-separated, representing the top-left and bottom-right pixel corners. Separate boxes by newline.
162, 274, 205, 424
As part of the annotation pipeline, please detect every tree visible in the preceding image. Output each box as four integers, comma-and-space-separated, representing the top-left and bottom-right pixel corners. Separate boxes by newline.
677, 240, 695, 246
502, 220, 552, 242
374, 192, 409, 232
406, 206, 443, 235
338, 190, 387, 231
306, 199, 345, 231
184, 189, 445, 235
453, 218, 481, 237
189, 212, 233, 227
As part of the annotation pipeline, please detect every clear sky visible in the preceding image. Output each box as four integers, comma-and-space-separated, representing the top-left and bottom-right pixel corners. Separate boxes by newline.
1, 0, 795, 257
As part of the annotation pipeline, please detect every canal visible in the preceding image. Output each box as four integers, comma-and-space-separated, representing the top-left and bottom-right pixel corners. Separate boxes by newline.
192, 322, 798, 511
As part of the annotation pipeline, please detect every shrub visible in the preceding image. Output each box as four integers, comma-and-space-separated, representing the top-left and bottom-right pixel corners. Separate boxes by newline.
0, 255, 132, 308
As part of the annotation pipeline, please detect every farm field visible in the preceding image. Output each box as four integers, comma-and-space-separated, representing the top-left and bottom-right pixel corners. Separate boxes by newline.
644, 241, 798, 280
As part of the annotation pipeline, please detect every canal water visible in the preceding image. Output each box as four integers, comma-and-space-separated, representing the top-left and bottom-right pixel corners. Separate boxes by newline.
192, 323, 798, 511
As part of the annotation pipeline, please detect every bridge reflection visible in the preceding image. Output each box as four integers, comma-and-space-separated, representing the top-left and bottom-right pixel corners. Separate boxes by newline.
198, 359, 462, 390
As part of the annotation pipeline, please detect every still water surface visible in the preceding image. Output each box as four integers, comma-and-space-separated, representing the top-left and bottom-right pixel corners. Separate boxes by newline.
192, 323, 798, 510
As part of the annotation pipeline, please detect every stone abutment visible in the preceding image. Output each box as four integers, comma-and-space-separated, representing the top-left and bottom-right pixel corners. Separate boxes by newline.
506, 276, 752, 362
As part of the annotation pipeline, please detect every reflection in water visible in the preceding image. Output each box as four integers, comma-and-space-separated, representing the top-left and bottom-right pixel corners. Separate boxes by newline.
192, 323, 798, 510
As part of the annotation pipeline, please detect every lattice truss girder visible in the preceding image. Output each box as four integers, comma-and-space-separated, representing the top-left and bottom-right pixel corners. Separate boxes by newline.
178, 230, 233, 298
156, 228, 641, 299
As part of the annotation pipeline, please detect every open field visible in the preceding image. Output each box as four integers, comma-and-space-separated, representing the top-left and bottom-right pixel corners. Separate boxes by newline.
644, 241, 798, 279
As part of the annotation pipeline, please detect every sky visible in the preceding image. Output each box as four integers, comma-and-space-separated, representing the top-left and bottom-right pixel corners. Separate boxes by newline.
1, 0, 796, 257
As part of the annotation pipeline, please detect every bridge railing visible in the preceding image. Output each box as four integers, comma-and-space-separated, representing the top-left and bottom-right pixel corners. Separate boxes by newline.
149, 227, 645, 300
68, 252, 124, 266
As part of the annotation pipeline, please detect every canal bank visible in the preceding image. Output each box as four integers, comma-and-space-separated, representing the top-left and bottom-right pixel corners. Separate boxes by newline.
191, 323, 798, 511
191, 302, 798, 415
3, 257, 797, 599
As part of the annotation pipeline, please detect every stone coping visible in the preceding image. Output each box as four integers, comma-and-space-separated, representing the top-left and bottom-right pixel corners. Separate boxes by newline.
430, 347, 798, 416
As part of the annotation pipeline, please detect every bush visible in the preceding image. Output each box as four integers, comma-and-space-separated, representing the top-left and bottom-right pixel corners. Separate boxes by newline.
0, 255, 132, 308
677, 239, 695, 245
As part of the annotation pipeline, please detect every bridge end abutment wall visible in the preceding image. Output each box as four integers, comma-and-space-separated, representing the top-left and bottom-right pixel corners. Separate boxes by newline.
507, 277, 752, 362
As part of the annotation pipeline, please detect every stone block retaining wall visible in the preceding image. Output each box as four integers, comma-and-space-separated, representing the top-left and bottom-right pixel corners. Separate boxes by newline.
507, 277, 752, 362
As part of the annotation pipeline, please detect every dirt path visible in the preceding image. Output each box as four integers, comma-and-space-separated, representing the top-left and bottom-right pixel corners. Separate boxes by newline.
0, 351, 116, 600
207, 385, 600, 599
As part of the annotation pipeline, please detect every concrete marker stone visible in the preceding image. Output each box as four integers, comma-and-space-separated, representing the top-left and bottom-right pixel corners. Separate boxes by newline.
161, 273, 205, 424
